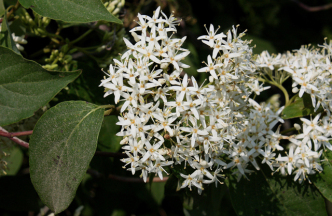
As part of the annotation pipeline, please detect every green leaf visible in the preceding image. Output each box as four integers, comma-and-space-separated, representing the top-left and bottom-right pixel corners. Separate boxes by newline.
0, 0, 5, 17
19, 0, 122, 24
183, 184, 226, 216
227, 167, 327, 216
146, 182, 166, 206
281, 93, 323, 119
55, 62, 109, 105
0, 6, 21, 54
29, 101, 105, 214
313, 150, 332, 203
0, 46, 81, 126
98, 115, 121, 153
5, 146, 23, 175
10, 18, 26, 36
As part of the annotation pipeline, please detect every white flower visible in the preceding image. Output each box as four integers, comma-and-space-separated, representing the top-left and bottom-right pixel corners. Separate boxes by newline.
197, 55, 223, 79
197, 24, 226, 48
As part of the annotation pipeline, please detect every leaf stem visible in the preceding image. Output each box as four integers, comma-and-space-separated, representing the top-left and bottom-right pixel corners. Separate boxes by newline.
100, 104, 115, 109
70, 28, 94, 45
6, 1, 20, 19
258, 77, 289, 105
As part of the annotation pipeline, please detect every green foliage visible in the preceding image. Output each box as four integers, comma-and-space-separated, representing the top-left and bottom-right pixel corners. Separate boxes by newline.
1, 1, 332, 215
98, 115, 121, 152
29, 101, 104, 213
227, 167, 327, 216
0, 46, 81, 126
5, 146, 23, 175
55, 62, 109, 105
313, 150, 332, 203
0, 0, 5, 17
19, 0, 122, 24
0, 0, 20, 54
147, 182, 166, 206
281, 94, 322, 119
183, 184, 226, 216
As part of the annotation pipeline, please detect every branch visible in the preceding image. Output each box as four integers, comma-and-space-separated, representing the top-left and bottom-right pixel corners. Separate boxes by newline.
0, 130, 33, 138
291, 0, 332, 12
87, 169, 169, 183
0, 128, 126, 157
0, 127, 30, 149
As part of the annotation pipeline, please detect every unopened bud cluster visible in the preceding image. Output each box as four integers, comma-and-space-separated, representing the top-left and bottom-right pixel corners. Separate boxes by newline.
103, 0, 125, 16
20, 11, 51, 38
100, 7, 332, 192
0, 139, 11, 175
43, 45, 78, 71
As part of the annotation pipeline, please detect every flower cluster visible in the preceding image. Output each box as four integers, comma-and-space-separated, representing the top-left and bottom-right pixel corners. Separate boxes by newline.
100, 7, 332, 192
256, 40, 332, 183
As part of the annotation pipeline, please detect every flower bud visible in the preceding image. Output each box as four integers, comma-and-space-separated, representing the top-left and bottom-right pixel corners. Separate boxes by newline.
292, 87, 299, 93
200, 159, 207, 166
120, 137, 129, 145
158, 148, 167, 155
131, 32, 140, 42
112, 8, 120, 16
158, 78, 166, 85
209, 76, 214, 83
294, 123, 301, 131
160, 63, 169, 69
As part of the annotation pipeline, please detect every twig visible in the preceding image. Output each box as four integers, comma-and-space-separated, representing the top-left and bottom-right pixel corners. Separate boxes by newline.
0, 128, 126, 157
6, 1, 20, 19
0, 127, 30, 149
87, 169, 169, 183
291, 0, 332, 12
0, 130, 33, 138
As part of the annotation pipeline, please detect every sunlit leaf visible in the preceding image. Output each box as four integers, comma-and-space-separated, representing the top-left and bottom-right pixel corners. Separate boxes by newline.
281, 94, 323, 119
19, 0, 122, 24
29, 101, 104, 214
0, 46, 81, 126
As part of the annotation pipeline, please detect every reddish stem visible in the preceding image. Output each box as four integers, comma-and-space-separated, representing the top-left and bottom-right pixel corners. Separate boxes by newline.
0, 129, 126, 157
0, 130, 33, 138
0, 127, 30, 149
291, 0, 332, 12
